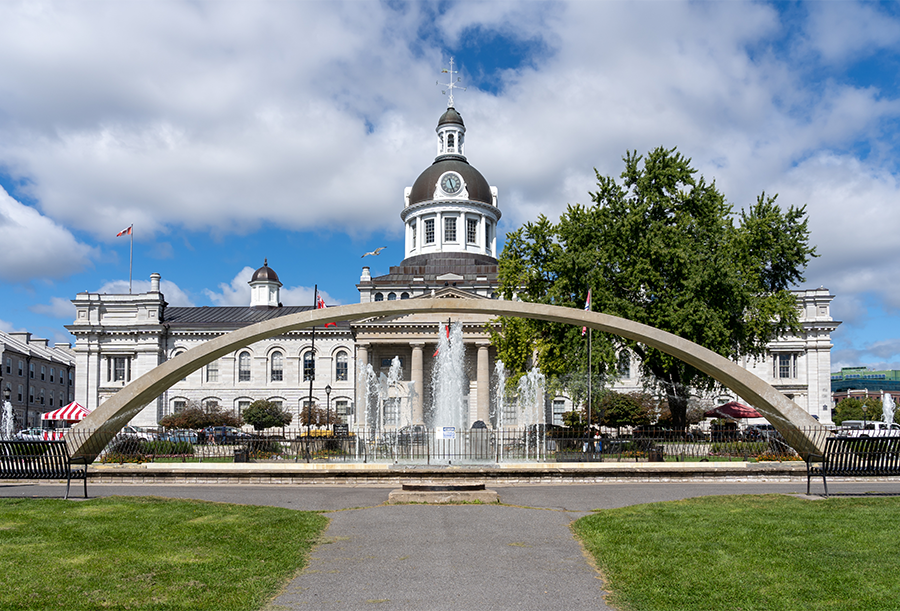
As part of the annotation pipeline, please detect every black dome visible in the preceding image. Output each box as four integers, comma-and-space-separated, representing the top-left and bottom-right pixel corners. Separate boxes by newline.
250, 259, 281, 284
408, 157, 493, 206
437, 106, 464, 127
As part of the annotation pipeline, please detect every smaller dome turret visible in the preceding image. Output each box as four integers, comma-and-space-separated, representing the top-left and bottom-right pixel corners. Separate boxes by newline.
249, 258, 282, 307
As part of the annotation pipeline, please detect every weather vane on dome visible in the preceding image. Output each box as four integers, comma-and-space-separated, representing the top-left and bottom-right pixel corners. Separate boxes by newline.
437, 57, 466, 108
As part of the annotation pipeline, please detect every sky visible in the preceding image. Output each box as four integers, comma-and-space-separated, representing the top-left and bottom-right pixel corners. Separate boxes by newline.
0, 0, 899, 373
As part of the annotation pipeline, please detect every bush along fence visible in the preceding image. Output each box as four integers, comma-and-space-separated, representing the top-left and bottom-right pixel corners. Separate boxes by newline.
15, 426, 831, 465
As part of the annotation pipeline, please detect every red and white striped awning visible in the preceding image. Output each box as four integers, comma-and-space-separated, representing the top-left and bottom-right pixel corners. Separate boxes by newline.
41, 401, 90, 421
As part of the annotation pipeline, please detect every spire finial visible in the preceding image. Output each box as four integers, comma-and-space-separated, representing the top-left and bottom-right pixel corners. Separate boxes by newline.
264, 258, 268, 267
437, 57, 466, 108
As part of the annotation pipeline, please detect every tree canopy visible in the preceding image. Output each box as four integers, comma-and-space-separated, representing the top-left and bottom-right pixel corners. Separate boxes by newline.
496, 147, 816, 428
158, 401, 242, 430
241, 400, 293, 431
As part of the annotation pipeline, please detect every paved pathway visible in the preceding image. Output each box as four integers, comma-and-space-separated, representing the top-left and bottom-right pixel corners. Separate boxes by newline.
3, 481, 899, 610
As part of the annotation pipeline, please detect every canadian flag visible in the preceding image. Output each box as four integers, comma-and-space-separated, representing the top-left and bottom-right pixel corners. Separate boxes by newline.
433, 323, 451, 357
116, 225, 132, 237
316, 294, 336, 327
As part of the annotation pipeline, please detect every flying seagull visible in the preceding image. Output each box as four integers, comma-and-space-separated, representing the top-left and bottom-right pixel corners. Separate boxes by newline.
362, 247, 386, 258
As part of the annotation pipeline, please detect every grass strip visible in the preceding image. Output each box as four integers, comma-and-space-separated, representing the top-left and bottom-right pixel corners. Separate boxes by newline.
573, 494, 900, 611
0, 496, 328, 611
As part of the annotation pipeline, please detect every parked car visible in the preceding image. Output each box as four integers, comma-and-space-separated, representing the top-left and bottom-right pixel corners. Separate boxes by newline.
162, 429, 198, 444
15, 427, 45, 441
397, 424, 427, 445
838, 420, 900, 438
203, 426, 251, 444
118, 425, 156, 441
744, 423, 780, 441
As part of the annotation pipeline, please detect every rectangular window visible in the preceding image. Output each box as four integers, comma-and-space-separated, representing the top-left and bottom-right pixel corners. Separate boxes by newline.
467, 218, 477, 244
303, 353, 315, 382
238, 400, 251, 415
206, 360, 219, 383
173, 400, 186, 413
425, 219, 435, 244
444, 217, 456, 242
18, 384, 23, 402
49, 391, 54, 407
18, 360, 23, 376
40, 389, 45, 405
383, 397, 400, 426
552, 399, 567, 426
485, 221, 493, 254
380, 357, 405, 369
773, 353, 798, 379
41, 365, 45, 381
335, 400, 350, 417
110, 357, 130, 382
29, 387, 34, 403
29, 363, 34, 379
50, 368, 55, 383
411, 224, 417, 249
5, 358, 10, 374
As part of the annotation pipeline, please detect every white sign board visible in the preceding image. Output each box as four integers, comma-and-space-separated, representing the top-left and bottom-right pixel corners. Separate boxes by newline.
439, 426, 456, 440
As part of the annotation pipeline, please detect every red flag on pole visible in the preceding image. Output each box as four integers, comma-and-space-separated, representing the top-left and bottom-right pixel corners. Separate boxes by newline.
433, 323, 451, 357
582, 289, 591, 336
116, 225, 132, 237
316, 294, 336, 327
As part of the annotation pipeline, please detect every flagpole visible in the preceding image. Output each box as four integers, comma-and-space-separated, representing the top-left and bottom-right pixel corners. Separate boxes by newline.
587, 328, 592, 433
129, 226, 134, 294
307, 284, 317, 459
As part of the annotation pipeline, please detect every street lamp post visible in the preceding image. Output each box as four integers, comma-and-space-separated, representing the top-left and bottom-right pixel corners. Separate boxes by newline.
325, 384, 332, 429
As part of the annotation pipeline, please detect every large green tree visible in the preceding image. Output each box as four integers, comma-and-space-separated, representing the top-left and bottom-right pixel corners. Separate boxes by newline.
242, 400, 293, 431
496, 147, 816, 429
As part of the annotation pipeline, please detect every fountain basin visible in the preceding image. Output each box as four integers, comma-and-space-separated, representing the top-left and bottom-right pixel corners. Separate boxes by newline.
388, 480, 499, 504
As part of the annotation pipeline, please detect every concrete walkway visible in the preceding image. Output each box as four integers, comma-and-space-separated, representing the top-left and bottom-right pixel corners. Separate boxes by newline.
3, 481, 899, 610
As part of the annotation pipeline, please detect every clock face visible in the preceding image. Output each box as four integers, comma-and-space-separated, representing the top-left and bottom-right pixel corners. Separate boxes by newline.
440, 173, 462, 195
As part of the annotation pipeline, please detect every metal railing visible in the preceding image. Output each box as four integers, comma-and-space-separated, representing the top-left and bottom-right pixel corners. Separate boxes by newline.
8, 426, 816, 465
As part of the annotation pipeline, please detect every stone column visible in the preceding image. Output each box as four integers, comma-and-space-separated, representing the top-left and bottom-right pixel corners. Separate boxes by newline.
410, 342, 425, 424
355, 343, 369, 426
476, 342, 490, 425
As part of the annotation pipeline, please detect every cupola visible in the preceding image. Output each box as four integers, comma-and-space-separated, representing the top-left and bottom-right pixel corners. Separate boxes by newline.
249, 258, 282, 307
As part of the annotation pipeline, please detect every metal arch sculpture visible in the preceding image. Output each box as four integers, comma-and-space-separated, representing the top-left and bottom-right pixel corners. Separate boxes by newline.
69, 298, 827, 462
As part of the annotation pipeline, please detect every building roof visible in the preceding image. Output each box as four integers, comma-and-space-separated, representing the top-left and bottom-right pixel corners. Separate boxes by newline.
250, 260, 281, 285
407, 156, 493, 207
437, 106, 464, 127
366, 252, 499, 288
163, 306, 349, 329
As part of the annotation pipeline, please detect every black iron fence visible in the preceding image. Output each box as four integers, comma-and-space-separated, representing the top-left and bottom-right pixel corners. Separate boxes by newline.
0, 425, 823, 464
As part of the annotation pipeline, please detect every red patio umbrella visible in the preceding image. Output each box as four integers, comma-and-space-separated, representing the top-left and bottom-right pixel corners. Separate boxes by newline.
704, 401, 762, 419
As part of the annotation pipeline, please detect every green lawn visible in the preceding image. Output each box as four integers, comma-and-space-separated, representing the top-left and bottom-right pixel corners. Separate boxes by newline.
573, 494, 900, 611
0, 496, 328, 611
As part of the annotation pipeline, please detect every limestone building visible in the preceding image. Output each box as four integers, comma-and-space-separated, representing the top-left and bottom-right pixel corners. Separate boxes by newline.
0, 330, 75, 429
66, 97, 839, 429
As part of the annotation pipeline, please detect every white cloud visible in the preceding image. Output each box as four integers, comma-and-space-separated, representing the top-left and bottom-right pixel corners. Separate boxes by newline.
0, 186, 95, 283
0, 319, 26, 333
96, 279, 194, 307
29, 296, 76, 320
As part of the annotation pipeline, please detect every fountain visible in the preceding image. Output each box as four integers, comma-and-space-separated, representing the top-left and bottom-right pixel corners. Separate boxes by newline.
883, 393, 896, 426
1, 398, 13, 439
517, 367, 547, 460
429, 321, 467, 430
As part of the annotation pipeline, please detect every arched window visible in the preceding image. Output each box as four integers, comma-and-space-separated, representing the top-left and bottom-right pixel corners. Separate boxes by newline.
388, 292, 397, 301
303, 351, 315, 382
400, 292, 410, 300
374, 293, 384, 302
447, 132, 455, 152
238, 352, 251, 382
270, 351, 283, 382
336, 351, 348, 381
617, 351, 631, 378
